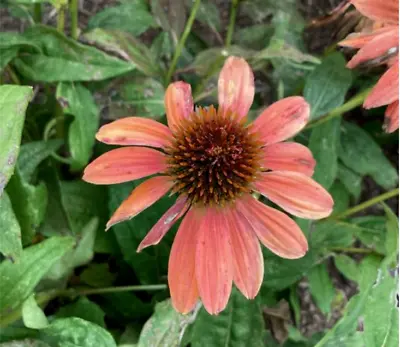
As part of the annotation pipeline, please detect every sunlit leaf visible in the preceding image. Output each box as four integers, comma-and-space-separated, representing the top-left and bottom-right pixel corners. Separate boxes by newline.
22, 294, 49, 329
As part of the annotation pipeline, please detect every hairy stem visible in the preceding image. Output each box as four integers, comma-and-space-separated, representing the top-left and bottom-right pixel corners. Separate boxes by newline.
57, 6, 65, 33
33, 3, 42, 23
70, 0, 79, 39
225, 0, 239, 47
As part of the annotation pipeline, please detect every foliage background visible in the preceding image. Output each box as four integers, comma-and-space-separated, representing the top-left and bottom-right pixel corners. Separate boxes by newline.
0, 0, 398, 346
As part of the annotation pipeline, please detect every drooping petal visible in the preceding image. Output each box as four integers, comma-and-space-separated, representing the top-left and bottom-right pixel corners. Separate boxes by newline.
237, 195, 308, 259
165, 81, 194, 132
253, 171, 334, 219
351, 0, 399, 24
227, 205, 263, 299
252, 97, 310, 145
346, 28, 398, 68
364, 62, 399, 108
261, 142, 316, 176
168, 208, 200, 314
339, 26, 395, 48
196, 208, 233, 315
96, 117, 173, 148
218, 56, 255, 119
83, 147, 167, 184
384, 100, 399, 133
106, 176, 173, 230
137, 196, 190, 252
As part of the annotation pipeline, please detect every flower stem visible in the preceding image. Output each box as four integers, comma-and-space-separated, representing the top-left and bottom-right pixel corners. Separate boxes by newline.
165, 0, 201, 85
329, 188, 399, 220
33, 3, 42, 23
57, 6, 65, 33
70, 0, 79, 39
330, 247, 375, 254
305, 87, 372, 130
225, 0, 239, 47
5, 65, 20, 85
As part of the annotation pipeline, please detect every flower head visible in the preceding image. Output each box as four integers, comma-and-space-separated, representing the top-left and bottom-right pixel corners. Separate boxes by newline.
83, 57, 333, 315
339, 0, 399, 133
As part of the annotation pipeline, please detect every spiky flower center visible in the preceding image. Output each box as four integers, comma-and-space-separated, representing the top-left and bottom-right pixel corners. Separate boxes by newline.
165, 106, 263, 207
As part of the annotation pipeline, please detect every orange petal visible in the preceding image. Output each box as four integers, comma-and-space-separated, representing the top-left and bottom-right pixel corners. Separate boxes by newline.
384, 100, 399, 133
351, 0, 399, 24
346, 28, 398, 69
83, 147, 167, 184
196, 208, 233, 315
168, 208, 200, 314
218, 56, 255, 118
165, 82, 194, 132
261, 142, 316, 176
339, 27, 394, 48
96, 117, 173, 148
227, 205, 264, 299
252, 97, 310, 145
137, 196, 190, 252
254, 171, 334, 219
106, 176, 173, 229
237, 195, 308, 259
364, 62, 399, 108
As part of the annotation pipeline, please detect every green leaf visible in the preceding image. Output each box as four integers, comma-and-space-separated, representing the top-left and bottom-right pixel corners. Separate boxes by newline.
151, 32, 173, 63
0, 85, 33, 196
310, 221, 355, 251
337, 164, 362, 200
233, 24, 273, 50
80, 263, 116, 288
309, 117, 341, 189
334, 254, 359, 282
56, 82, 99, 170
56, 297, 106, 328
136, 299, 195, 347
383, 203, 399, 259
13, 25, 135, 82
194, 0, 221, 32
329, 181, 350, 215
0, 192, 22, 260
308, 263, 336, 315
39, 317, 117, 347
352, 216, 386, 254
339, 122, 398, 190
87, 0, 156, 36
0, 47, 19, 71
0, 236, 74, 315
22, 294, 49, 329
303, 52, 352, 119
191, 289, 265, 346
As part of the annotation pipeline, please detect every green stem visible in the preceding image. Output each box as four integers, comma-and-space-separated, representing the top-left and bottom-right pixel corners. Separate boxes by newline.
329, 188, 399, 220
165, 0, 201, 84
305, 87, 372, 130
70, 0, 79, 39
33, 3, 42, 23
330, 247, 375, 254
225, 0, 239, 47
57, 6, 65, 33
5, 65, 20, 85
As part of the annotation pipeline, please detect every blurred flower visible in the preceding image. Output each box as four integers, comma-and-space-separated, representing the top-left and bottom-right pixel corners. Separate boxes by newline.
339, 0, 399, 133
83, 57, 333, 315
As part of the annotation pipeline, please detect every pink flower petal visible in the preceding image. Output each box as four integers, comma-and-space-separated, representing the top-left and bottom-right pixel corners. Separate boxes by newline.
196, 208, 233, 315
165, 82, 194, 132
351, 0, 399, 24
346, 28, 398, 69
96, 117, 173, 148
237, 195, 308, 259
261, 142, 316, 176
106, 176, 173, 230
218, 56, 255, 119
364, 62, 399, 108
137, 196, 190, 252
252, 97, 310, 145
83, 147, 167, 184
168, 208, 200, 314
227, 205, 264, 299
253, 171, 334, 219
339, 27, 395, 48
384, 100, 399, 133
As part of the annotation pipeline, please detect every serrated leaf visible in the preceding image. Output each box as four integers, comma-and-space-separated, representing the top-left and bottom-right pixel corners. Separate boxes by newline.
304, 53, 352, 119
339, 122, 398, 190
308, 263, 336, 315
334, 254, 359, 282
39, 317, 117, 347
22, 294, 49, 329
0, 236, 74, 315
337, 164, 362, 200
0, 85, 33, 196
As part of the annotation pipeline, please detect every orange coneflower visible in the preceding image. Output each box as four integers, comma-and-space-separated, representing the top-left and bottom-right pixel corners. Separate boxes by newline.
83, 57, 333, 315
339, 0, 399, 132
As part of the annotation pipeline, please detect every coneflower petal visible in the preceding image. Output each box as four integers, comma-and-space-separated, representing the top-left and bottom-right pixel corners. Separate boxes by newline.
252, 97, 310, 145
339, 26, 395, 49
237, 195, 308, 259
384, 100, 399, 133
168, 208, 200, 314
165, 82, 194, 132
218, 56, 255, 119
137, 196, 190, 252
96, 117, 173, 148
351, 0, 399, 25
261, 142, 316, 176
253, 171, 333, 219
82, 147, 167, 184
106, 176, 173, 230
196, 208, 233, 315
